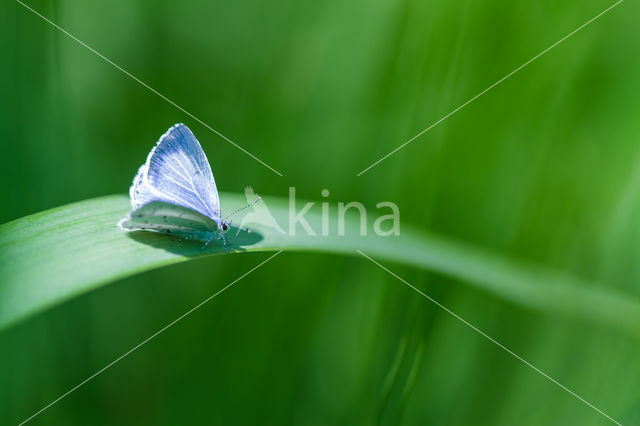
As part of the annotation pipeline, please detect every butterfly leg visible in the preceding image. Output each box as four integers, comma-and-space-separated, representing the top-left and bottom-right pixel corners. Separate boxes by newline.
221, 234, 228, 253
200, 236, 213, 252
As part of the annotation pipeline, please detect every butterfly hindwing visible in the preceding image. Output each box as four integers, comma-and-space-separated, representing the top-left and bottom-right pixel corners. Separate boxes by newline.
119, 201, 218, 242
130, 124, 221, 221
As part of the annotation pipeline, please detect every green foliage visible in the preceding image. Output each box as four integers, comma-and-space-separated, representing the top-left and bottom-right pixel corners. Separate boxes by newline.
2, 193, 639, 338
3, 0, 640, 424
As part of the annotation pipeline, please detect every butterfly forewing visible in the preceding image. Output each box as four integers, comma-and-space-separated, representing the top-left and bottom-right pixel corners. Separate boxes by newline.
131, 124, 221, 221
120, 201, 217, 241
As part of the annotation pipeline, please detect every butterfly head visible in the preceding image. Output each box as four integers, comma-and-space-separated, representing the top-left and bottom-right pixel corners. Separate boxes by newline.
219, 219, 252, 235
219, 221, 230, 234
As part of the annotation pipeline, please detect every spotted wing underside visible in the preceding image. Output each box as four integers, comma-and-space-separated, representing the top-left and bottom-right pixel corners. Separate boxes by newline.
119, 201, 217, 242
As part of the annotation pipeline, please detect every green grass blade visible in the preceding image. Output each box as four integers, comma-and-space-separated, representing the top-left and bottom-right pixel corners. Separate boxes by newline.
1, 193, 639, 335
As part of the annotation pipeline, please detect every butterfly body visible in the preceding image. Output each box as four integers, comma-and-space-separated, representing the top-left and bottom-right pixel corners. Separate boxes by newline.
119, 124, 233, 249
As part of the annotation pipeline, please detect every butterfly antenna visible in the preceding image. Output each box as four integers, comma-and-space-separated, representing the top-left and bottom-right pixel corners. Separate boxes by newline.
224, 197, 261, 221
227, 219, 253, 234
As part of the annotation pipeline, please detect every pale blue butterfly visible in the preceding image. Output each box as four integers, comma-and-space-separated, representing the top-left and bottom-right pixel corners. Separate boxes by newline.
119, 123, 260, 250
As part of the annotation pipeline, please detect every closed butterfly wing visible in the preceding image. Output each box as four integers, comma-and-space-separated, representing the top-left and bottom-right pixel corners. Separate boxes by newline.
119, 201, 217, 242
130, 123, 221, 222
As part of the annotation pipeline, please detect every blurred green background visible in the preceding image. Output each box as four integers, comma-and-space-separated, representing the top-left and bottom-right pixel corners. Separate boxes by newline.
2, 0, 640, 424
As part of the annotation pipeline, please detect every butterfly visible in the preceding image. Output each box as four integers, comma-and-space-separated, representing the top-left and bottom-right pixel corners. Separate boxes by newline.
119, 123, 260, 250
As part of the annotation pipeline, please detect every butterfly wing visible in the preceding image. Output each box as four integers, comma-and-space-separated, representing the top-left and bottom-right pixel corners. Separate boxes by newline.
119, 201, 218, 241
130, 123, 221, 222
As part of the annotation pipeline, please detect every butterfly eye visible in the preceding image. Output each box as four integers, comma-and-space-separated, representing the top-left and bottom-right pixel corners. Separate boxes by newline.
222, 223, 228, 231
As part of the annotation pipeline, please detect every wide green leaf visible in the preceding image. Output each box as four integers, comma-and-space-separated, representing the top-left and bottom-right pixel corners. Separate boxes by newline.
1, 193, 639, 335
